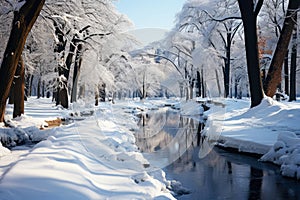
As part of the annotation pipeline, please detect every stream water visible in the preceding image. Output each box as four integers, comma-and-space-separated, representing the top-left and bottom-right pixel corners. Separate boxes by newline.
134, 108, 300, 200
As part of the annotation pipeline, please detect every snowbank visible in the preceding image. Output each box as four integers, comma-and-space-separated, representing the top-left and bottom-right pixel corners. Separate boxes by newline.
0, 98, 175, 199
215, 97, 300, 179
261, 131, 300, 180
218, 97, 300, 154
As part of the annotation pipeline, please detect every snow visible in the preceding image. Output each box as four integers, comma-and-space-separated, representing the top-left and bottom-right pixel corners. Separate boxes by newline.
213, 97, 300, 180
1, 95, 300, 200
0, 97, 175, 199
260, 132, 300, 179
6, 0, 26, 11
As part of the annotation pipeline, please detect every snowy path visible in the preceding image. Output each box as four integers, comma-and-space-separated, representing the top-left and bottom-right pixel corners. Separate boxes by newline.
0, 98, 175, 200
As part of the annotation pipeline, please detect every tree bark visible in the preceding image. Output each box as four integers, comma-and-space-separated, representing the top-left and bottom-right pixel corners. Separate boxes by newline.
71, 43, 83, 103
0, 0, 45, 122
237, 0, 264, 108
284, 51, 289, 95
215, 69, 221, 97
264, 0, 300, 97
13, 56, 25, 118
42, 80, 45, 98
289, 15, 297, 102
201, 68, 206, 98
24, 73, 32, 101
196, 71, 201, 97
8, 85, 15, 105
224, 32, 231, 98
37, 77, 41, 99
65, 36, 77, 80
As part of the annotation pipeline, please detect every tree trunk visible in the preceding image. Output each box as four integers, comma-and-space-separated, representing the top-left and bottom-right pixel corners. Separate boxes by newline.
201, 68, 206, 98
29, 74, 34, 97
37, 78, 41, 99
99, 83, 106, 102
264, 0, 300, 97
71, 43, 83, 103
224, 32, 231, 98
8, 84, 15, 105
289, 15, 297, 102
237, 0, 264, 108
65, 36, 77, 80
58, 77, 69, 109
42, 80, 45, 98
284, 51, 289, 95
215, 69, 221, 97
0, 0, 45, 122
196, 71, 201, 97
24, 73, 32, 101
79, 84, 85, 99
95, 86, 99, 106
13, 56, 25, 118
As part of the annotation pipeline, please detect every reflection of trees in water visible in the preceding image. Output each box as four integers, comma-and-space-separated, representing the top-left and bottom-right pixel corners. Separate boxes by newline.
135, 109, 300, 199
135, 109, 197, 155
248, 167, 263, 200
168, 146, 300, 200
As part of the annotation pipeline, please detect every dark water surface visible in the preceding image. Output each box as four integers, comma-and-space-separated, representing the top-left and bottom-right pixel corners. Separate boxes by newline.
134, 108, 300, 200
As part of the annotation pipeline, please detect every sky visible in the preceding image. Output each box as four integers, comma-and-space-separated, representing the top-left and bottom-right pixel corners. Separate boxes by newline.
114, 0, 186, 30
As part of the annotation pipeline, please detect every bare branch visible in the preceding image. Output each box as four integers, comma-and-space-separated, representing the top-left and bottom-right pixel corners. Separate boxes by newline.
254, 0, 264, 16
202, 10, 241, 22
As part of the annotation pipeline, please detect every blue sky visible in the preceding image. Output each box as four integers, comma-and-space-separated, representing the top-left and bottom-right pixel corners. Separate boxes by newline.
114, 0, 186, 30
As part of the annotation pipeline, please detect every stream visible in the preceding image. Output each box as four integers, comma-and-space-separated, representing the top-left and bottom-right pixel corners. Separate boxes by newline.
134, 107, 300, 200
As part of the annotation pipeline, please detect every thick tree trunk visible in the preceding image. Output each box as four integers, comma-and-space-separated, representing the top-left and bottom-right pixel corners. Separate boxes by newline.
237, 0, 264, 108
289, 15, 297, 102
13, 56, 25, 118
264, 0, 300, 97
8, 85, 15, 105
0, 0, 45, 122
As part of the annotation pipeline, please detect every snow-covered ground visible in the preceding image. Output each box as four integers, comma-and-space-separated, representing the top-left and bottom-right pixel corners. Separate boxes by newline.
0, 98, 176, 200
214, 97, 300, 180
1, 95, 300, 200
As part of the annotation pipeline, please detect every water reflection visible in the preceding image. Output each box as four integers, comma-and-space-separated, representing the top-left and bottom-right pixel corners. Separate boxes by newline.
134, 108, 300, 200
135, 109, 201, 169
248, 167, 263, 200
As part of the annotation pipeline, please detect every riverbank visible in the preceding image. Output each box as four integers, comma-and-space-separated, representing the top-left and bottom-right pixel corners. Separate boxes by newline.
214, 97, 300, 180
1, 96, 299, 199
0, 97, 175, 200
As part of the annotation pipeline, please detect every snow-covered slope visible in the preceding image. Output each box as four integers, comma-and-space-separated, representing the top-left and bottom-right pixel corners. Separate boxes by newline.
0, 98, 175, 200
218, 97, 300, 179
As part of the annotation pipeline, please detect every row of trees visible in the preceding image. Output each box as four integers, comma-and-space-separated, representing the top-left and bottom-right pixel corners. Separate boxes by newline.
0, 0, 299, 122
156, 0, 299, 107
0, 0, 173, 123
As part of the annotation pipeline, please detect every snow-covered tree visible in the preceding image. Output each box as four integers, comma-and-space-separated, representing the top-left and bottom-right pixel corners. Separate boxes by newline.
0, 0, 45, 122
35, 0, 134, 106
